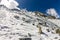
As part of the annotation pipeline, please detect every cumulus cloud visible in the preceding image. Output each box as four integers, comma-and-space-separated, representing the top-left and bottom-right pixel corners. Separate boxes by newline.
46, 8, 60, 18
0, 0, 20, 10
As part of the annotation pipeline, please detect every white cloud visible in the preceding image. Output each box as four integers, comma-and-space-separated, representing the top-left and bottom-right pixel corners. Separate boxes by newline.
46, 8, 60, 18
0, 0, 20, 10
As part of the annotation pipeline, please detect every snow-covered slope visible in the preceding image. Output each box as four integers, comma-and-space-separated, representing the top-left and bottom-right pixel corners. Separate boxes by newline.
0, 5, 60, 40
48, 19, 60, 27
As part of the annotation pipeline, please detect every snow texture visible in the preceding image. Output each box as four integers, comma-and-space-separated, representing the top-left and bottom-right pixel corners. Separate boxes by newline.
0, 6, 60, 40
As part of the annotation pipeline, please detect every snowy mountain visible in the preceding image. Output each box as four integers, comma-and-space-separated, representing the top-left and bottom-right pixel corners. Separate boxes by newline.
0, 5, 60, 40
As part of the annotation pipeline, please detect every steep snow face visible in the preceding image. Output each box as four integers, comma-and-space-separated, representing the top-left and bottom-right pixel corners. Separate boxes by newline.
0, 7, 40, 40
0, 6, 60, 40
48, 19, 60, 27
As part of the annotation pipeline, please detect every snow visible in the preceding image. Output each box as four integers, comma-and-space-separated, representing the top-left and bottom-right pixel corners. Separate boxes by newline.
48, 19, 60, 27
0, 0, 19, 10
0, 5, 60, 40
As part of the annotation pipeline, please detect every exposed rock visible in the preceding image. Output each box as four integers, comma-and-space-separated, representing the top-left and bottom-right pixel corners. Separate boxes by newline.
14, 15, 20, 20
56, 29, 60, 34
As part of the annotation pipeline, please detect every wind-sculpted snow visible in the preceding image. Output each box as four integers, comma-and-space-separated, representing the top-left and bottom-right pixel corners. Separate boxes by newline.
0, 0, 19, 10
0, 6, 60, 40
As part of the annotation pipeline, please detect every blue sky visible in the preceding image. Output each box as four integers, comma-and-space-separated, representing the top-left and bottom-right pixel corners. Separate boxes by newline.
16, 0, 60, 15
